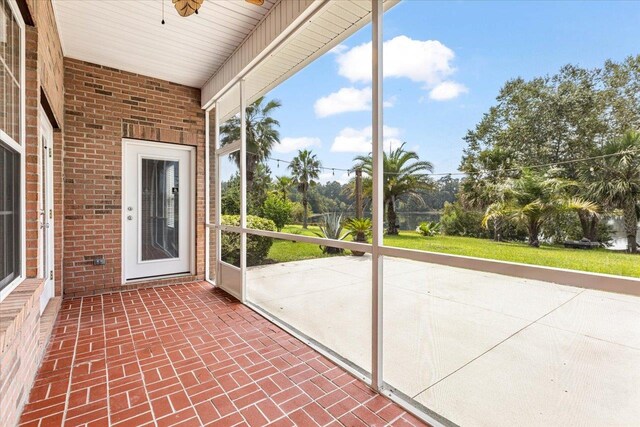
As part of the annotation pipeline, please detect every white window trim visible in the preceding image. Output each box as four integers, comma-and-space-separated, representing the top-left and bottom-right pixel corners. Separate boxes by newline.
0, 0, 26, 303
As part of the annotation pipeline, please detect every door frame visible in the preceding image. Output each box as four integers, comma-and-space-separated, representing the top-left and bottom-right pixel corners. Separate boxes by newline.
121, 139, 197, 283
38, 108, 55, 313
214, 143, 243, 300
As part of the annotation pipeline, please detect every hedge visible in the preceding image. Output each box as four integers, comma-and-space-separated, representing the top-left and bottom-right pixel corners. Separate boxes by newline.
221, 215, 276, 266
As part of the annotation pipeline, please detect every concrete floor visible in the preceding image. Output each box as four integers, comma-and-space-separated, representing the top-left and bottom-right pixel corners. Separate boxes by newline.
247, 256, 640, 427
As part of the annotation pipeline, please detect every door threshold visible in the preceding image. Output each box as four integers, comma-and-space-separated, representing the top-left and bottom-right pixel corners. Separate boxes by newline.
125, 272, 192, 283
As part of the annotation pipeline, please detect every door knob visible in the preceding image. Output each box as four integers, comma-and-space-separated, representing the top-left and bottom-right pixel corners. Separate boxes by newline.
127, 215, 133, 221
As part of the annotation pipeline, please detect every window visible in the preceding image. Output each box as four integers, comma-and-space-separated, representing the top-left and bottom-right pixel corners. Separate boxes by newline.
0, 143, 19, 289
0, 0, 24, 299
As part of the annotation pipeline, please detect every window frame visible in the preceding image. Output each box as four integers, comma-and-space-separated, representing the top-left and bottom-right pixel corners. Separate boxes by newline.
0, 0, 26, 302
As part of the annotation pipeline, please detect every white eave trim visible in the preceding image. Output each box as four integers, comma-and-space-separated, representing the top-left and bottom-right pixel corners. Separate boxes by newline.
201, 0, 325, 109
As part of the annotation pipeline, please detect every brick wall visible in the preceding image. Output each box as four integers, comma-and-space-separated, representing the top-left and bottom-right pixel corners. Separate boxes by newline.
23, 0, 65, 290
63, 59, 206, 296
0, 2, 64, 425
0, 0, 64, 426
28, 0, 66, 297
0, 279, 47, 427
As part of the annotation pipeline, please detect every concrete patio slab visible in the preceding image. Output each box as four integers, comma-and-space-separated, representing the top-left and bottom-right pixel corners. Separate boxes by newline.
538, 289, 640, 349
383, 259, 579, 321
414, 323, 640, 427
246, 256, 640, 426
382, 286, 531, 396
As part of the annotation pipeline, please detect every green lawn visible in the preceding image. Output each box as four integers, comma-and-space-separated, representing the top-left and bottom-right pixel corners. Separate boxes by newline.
267, 238, 340, 263
265, 225, 640, 278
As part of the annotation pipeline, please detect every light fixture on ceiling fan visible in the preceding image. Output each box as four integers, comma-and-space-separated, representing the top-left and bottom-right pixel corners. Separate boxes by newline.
168, 0, 264, 20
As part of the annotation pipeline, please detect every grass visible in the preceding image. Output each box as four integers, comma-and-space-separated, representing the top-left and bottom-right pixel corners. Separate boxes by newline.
265, 225, 640, 278
263, 225, 345, 262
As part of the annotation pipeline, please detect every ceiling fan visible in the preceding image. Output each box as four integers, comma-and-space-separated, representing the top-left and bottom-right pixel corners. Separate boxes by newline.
172, 0, 265, 18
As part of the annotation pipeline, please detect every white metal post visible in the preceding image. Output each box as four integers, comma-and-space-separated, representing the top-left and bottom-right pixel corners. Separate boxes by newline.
240, 80, 248, 303
204, 108, 210, 282
371, 0, 384, 391
214, 103, 221, 285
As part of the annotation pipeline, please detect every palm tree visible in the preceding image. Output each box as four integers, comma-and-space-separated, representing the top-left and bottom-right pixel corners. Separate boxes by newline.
274, 176, 293, 201
219, 96, 281, 189
483, 170, 599, 247
288, 150, 322, 228
586, 130, 640, 253
353, 143, 434, 235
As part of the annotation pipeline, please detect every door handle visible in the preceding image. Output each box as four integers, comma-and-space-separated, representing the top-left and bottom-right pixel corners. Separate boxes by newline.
127, 215, 133, 221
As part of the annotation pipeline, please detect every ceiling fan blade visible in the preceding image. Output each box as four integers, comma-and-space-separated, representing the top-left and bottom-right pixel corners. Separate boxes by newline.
173, 0, 204, 17
245, 0, 265, 5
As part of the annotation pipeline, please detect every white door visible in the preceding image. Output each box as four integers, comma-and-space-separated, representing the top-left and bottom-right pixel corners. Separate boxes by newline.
124, 140, 194, 280
39, 111, 54, 313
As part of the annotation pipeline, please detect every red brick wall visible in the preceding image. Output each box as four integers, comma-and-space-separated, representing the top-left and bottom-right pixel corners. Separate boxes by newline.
1, 2, 65, 425
63, 59, 206, 296
28, 0, 66, 297
26, 0, 65, 119
23, 0, 65, 295
24, 24, 40, 279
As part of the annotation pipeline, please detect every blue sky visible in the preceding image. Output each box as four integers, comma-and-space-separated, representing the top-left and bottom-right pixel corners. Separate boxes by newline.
258, 0, 640, 183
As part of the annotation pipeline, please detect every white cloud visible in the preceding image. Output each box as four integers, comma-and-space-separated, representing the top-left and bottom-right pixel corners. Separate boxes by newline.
314, 87, 372, 118
319, 171, 350, 185
274, 137, 321, 154
429, 81, 469, 101
329, 44, 348, 55
383, 96, 397, 108
335, 36, 467, 101
330, 125, 404, 153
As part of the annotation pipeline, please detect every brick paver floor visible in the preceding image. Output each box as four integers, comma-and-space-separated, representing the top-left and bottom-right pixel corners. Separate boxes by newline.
20, 282, 427, 426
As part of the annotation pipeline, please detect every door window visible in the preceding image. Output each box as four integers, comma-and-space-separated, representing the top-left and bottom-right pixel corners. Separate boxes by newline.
141, 158, 179, 261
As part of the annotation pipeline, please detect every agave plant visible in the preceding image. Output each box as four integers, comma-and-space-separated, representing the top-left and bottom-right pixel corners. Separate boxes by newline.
314, 213, 349, 254
416, 221, 441, 237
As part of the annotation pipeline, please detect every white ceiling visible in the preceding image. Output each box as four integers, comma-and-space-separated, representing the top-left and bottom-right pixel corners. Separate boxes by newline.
52, 0, 277, 88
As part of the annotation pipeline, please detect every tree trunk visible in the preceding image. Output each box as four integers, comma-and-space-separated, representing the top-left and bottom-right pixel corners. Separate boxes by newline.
355, 168, 363, 219
623, 199, 638, 253
302, 194, 309, 229
386, 199, 399, 235
246, 155, 257, 191
528, 220, 540, 247
578, 210, 599, 241
588, 215, 599, 242
493, 217, 503, 242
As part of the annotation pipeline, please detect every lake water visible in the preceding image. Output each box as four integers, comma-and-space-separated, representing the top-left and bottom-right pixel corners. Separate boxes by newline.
606, 217, 640, 250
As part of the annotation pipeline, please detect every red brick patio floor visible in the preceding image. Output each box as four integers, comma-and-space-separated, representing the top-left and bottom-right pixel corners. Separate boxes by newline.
20, 282, 427, 426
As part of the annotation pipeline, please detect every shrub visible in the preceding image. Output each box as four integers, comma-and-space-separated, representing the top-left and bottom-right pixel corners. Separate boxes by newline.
344, 217, 372, 243
440, 202, 488, 238
416, 221, 441, 237
290, 202, 306, 224
344, 217, 371, 256
220, 178, 240, 215
221, 215, 276, 266
262, 194, 291, 231
441, 202, 527, 240
543, 212, 614, 246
